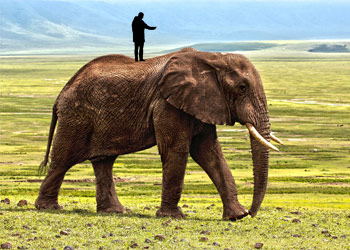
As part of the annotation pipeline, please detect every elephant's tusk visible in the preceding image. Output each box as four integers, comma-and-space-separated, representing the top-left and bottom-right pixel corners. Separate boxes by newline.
246, 123, 279, 152
270, 133, 284, 145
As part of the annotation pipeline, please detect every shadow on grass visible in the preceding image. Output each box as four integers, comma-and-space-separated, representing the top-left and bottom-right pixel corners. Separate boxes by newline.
1, 207, 231, 222
1, 207, 151, 218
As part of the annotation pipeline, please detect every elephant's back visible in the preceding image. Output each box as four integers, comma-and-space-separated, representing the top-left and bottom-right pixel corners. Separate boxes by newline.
88, 54, 135, 65
55, 53, 163, 123
59, 54, 134, 92
88, 54, 135, 68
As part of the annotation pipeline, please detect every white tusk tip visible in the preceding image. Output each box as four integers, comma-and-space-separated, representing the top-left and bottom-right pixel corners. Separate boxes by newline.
246, 123, 281, 152
270, 133, 284, 145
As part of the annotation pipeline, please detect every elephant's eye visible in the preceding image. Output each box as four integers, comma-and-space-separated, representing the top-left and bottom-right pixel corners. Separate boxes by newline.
238, 84, 247, 93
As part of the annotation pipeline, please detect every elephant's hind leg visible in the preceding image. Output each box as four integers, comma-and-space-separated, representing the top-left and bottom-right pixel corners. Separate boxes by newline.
92, 156, 125, 213
35, 123, 90, 210
35, 156, 75, 210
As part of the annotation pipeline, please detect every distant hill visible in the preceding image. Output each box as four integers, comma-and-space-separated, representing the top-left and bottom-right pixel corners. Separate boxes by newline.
1, 0, 350, 54
308, 44, 350, 53
164, 41, 350, 54
173, 42, 278, 52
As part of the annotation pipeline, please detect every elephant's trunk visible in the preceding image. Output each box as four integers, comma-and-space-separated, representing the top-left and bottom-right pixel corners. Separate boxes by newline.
248, 121, 270, 217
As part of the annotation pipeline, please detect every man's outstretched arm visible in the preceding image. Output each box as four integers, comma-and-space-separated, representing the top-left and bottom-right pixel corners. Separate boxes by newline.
143, 21, 157, 30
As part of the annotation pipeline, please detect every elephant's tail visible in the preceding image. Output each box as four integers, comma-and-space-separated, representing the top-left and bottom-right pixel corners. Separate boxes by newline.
38, 105, 58, 175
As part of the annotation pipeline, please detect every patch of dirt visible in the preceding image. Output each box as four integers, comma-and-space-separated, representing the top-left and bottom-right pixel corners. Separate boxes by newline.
317, 182, 350, 187
16, 177, 131, 183
13, 131, 32, 134
217, 128, 246, 132
4, 112, 52, 115
0, 161, 25, 165
270, 99, 350, 107
226, 147, 249, 153
64, 178, 96, 183
186, 171, 204, 174
6, 93, 57, 98
287, 138, 307, 142
242, 182, 254, 187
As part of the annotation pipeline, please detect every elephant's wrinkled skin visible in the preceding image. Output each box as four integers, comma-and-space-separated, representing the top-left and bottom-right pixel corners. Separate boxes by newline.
35, 48, 274, 220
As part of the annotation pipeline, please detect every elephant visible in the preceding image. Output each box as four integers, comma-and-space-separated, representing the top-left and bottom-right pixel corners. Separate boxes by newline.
35, 47, 282, 221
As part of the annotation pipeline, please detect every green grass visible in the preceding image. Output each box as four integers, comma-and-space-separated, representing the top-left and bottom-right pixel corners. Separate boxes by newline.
1, 52, 350, 249
1, 199, 350, 250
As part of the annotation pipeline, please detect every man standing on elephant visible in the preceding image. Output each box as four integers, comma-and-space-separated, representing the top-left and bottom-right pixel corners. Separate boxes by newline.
132, 12, 157, 62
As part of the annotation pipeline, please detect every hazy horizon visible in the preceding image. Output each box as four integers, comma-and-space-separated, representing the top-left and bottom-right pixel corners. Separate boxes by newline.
1, 0, 349, 55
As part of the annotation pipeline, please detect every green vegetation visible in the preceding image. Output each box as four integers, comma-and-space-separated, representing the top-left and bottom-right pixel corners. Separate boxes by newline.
0, 52, 349, 249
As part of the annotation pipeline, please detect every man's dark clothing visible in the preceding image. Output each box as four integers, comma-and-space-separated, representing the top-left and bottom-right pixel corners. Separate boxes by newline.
132, 15, 156, 61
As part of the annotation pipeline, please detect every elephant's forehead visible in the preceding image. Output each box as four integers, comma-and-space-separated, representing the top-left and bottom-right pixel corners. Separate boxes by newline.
223, 68, 260, 84
226, 55, 251, 71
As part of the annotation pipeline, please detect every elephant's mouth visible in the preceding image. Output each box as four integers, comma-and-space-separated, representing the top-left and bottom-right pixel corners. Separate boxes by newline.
246, 123, 283, 151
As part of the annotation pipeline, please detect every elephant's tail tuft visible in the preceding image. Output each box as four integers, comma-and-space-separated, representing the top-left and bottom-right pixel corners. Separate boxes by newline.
38, 159, 49, 176
38, 105, 58, 176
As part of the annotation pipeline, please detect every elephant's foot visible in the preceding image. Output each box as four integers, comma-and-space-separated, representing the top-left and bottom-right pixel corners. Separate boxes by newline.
35, 197, 62, 210
223, 203, 249, 221
97, 204, 126, 214
156, 207, 184, 219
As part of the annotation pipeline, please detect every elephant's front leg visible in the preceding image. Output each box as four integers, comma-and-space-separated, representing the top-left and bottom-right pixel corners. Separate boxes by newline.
156, 151, 188, 219
153, 101, 193, 219
92, 156, 125, 213
190, 127, 249, 221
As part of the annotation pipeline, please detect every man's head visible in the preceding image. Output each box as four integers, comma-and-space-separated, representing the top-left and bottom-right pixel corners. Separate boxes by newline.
138, 12, 144, 19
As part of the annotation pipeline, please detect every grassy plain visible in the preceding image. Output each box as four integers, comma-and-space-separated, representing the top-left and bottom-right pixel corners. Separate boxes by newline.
0, 52, 349, 249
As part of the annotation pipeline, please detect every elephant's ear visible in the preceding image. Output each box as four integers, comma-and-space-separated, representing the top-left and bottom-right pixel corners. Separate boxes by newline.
158, 52, 231, 125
